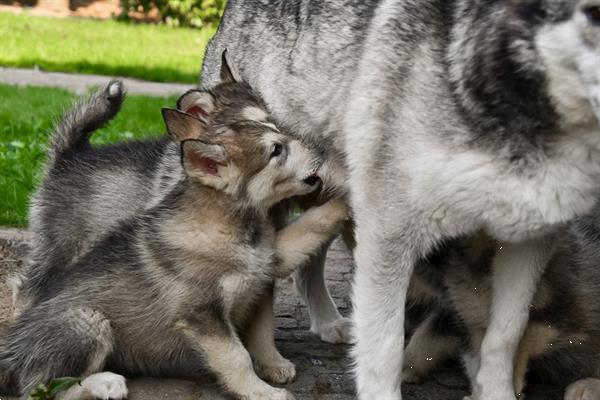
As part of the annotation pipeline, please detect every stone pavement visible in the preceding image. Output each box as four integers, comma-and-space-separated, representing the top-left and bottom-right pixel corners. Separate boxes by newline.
0, 229, 563, 399
0, 67, 193, 96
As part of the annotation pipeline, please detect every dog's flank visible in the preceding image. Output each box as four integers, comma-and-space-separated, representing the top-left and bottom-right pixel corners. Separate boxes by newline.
1, 84, 347, 399
203, 1, 600, 398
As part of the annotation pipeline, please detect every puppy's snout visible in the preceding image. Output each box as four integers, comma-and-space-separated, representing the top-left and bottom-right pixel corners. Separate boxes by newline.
303, 175, 321, 186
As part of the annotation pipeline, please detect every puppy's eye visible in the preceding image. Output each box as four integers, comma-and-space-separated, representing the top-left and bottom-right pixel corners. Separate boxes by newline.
270, 144, 283, 158
584, 6, 600, 25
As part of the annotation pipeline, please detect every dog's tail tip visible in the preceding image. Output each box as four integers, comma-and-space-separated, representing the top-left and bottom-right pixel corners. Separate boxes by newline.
47, 80, 127, 165
106, 79, 125, 101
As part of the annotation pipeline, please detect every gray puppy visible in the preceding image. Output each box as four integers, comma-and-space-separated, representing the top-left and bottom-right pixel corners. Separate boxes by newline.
0, 81, 347, 399
202, 1, 600, 399
404, 209, 600, 400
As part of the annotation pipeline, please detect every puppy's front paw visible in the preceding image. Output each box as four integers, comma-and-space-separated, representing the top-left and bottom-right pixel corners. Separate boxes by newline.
312, 317, 354, 344
255, 357, 296, 385
565, 378, 600, 400
80, 372, 128, 400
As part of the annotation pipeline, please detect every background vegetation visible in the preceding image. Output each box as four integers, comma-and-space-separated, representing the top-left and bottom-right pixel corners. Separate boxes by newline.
0, 83, 176, 227
120, 0, 226, 28
0, 12, 214, 83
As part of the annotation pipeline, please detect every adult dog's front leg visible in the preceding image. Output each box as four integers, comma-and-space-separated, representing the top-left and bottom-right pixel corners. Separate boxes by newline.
352, 211, 428, 400
471, 236, 554, 400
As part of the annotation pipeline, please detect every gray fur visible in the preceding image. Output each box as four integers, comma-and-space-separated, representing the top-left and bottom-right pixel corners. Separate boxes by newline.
2, 83, 347, 399
202, 1, 600, 398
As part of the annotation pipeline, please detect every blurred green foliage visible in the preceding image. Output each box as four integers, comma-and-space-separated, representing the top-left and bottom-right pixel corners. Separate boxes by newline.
120, 0, 227, 28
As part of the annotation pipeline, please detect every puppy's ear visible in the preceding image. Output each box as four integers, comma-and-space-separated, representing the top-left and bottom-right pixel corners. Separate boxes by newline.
162, 108, 211, 142
176, 90, 215, 122
182, 140, 236, 190
220, 49, 243, 83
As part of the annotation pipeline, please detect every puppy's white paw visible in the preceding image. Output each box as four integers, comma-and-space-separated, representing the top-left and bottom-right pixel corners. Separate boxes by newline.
80, 372, 128, 400
565, 378, 600, 400
247, 387, 295, 400
255, 357, 297, 384
312, 317, 354, 344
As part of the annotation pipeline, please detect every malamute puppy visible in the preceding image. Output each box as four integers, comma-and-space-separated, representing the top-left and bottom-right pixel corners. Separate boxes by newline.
0, 82, 347, 399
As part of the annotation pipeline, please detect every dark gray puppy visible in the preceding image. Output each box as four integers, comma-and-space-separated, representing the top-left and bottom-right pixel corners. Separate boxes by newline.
201, 1, 600, 399
0, 82, 347, 400
404, 209, 600, 400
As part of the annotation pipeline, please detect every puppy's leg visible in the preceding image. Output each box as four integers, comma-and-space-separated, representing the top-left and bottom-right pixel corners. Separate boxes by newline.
244, 286, 296, 385
565, 378, 600, 400
178, 319, 294, 400
274, 198, 348, 278
513, 323, 559, 398
294, 239, 353, 344
403, 311, 462, 384
1, 305, 126, 399
471, 237, 553, 400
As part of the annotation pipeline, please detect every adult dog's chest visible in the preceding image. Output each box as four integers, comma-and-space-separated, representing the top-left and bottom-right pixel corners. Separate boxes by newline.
406, 128, 600, 241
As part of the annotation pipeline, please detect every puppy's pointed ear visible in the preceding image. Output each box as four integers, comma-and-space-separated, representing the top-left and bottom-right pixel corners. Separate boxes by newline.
162, 108, 211, 142
220, 49, 243, 83
176, 90, 215, 122
182, 140, 236, 190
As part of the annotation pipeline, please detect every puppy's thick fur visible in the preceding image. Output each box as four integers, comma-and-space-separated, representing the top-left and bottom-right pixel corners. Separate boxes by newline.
0, 81, 347, 400
404, 209, 600, 399
202, 1, 600, 399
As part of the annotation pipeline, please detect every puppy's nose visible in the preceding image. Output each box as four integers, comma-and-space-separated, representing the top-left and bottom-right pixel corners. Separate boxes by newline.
303, 175, 321, 186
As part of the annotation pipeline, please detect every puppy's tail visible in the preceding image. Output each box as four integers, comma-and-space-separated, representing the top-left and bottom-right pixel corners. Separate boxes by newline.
47, 80, 125, 166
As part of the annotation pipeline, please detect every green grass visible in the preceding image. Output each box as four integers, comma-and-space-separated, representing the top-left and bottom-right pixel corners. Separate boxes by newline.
0, 83, 177, 227
0, 12, 214, 83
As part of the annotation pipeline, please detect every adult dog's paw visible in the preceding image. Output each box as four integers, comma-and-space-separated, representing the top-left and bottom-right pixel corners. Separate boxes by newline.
312, 317, 354, 344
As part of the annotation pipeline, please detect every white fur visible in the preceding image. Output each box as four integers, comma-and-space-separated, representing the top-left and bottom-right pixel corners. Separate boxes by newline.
471, 237, 554, 400
565, 378, 600, 400
59, 372, 127, 400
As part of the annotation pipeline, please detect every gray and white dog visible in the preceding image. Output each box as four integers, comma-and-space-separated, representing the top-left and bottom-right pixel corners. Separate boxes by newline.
202, 1, 600, 399
1, 79, 347, 399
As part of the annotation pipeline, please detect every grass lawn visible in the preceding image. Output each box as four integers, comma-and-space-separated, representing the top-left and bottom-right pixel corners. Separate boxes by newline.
0, 12, 214, 83
0, 83, 177, 227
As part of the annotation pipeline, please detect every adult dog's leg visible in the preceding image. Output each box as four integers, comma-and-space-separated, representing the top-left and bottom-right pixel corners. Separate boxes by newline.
351, 208, 430, 400
294, 238, 353, 344
471, 236, 554, 400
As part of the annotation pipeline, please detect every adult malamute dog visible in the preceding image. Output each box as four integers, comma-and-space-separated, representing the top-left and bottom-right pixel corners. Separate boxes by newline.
0, 80, 347, 399
202, 1, 600, 399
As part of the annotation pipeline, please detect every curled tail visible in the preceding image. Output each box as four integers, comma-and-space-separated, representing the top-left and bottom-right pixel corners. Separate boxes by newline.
47, 80, 125, 166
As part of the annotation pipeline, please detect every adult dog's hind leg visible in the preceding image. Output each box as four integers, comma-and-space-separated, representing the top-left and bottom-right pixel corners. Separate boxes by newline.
294, 238, 353, 344
1, 305, 126, 399
471, 236, 554, 400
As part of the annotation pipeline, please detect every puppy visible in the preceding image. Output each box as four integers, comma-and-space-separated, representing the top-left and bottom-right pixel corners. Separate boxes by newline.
0, 82, 347, 400
404, 211, 600, 399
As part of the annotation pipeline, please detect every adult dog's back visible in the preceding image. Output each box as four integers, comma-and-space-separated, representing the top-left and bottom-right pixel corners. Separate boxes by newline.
203, 1, 600, 399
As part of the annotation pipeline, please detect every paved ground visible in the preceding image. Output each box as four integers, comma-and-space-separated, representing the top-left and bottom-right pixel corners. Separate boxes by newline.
0, 228, 473, 400
0, 67, 193, 96
0, 228, 568, 400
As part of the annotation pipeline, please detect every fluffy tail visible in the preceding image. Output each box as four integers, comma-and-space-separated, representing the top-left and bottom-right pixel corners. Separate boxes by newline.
47, 80, 125, 166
